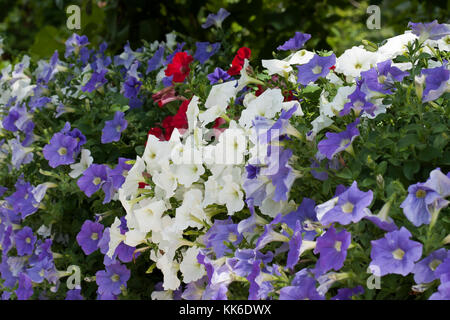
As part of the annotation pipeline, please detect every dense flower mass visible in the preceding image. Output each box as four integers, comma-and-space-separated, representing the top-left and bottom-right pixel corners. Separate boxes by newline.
0, 12, 449, 301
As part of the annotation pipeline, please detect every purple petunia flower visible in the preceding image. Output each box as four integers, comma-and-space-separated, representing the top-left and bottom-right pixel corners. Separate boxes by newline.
286, 221, 303, 270
279, 269, 324, 300
281, 197, 317, 240
146, 46, 165, 73
77, 164, 109, 197
331, 286, 364, 300
408, 20, 450, 41
101, 111, 128, 144
318, 181, 373, 226
203, 218, 242, 258
413, 248, 449, 284
201, 8, 230, 29
15, 273, 33, 300
400, 182, 442, 227
429, 278, 450, 300
95, 262, 130, 296
277, 32, 311, 51
314, 225, 351, 275
421, 64, 450, 103
207, 67, 231, 85
82, 69, 108, 93
255, 214, 289, 250
194, 42, 221, 64
76, 220, 104, 255
15, 227, 36, 256
360, 60, 409, 94
369, 227, 423, 276
65, 33, 89, 59
296, 54, 336, 85
42, 133, 78, 168
340, 81, 375, 116
65, 289, 84, 300
317, 118, 360, 160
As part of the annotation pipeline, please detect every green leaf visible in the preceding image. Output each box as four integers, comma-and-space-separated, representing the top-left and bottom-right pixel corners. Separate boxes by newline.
402, 160, 420, 180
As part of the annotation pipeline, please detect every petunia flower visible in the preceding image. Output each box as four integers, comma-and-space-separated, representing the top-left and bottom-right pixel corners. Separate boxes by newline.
420, 64, 450, 102
201, 8, 230, 29
317, 118, 360, 160
296, 54, 336, 85
76, 164, 109, 197
413, 248, 449, 284
76, 220, 104, 255
277, 32, 311, 51
207, 67, 230, 84
15, 227, 36, 256
369, 227, 423, 276
313, 225, 351, 275
317, 181, 373, 226
408, 20, 450, 41
165, 51, 193, 83
95, 262, 130, 296
42, 132, 78, 168
101, 111, 128, 144
194, 42, 221, 64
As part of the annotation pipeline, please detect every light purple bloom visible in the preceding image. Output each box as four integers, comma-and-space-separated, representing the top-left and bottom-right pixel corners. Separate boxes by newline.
400, 182, 442, 227
331, 286, 364, 300
286, 221, 303, 270
82, 69, 108, 92
203, 218, 242, 258
361, 60, 409, 94
279, 269, 324, 300
101, 111, 128, 144
421, 64, 450, 102
43, 132, 78, 168
146, 46, 165, 73
277, 32, 311, 51
319, 181, 373, 226
201, 8, 230, 29
296, 54, 335, 85
15, 273, 33, 300
95, 262, 130, 296
65, 33, 89, 58
318, 118, 360, 160
207, 67, 230, 84
15, 227, 36, 256
314, 225, 351, 274
369, 227, 423, 276
413, 248, 449, 284
76, 220, 104, 255
408, 20, 450, 41
255, 214, 289, 250
65, 289, 84, 300
281, 197, 317, 240
77, 164, 109, 197
194, 42, 221, 64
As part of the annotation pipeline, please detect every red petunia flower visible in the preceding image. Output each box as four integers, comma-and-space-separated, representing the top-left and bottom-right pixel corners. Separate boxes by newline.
147, 127, 164, 141
165, 52, 194, 83
227, 47, 251, 76
162, 99, 190, 140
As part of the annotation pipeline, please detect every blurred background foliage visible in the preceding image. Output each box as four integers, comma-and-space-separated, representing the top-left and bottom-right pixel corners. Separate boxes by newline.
0, 0, 448, 62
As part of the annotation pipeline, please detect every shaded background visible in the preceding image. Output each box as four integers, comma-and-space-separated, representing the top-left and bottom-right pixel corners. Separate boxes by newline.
0, 0, 449, 62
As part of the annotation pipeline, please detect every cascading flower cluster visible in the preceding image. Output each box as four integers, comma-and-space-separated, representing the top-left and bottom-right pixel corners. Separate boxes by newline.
0, 8, 449, 300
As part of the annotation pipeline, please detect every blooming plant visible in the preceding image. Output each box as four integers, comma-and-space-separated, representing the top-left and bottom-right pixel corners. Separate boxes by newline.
0, 10, 449, 300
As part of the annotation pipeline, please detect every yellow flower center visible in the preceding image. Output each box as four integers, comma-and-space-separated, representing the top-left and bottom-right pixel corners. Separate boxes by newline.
416, 189, 426, 198
93, 177, 102, 185
341, 202, 354, 213
91, 232, 99, 241
429, 259, 442, 271
392, 248, 405, 260
334, 241, 342, 252
58, 147, 67, 156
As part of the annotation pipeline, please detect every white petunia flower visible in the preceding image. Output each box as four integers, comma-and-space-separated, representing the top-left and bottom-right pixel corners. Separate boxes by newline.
69, 149, 93, 178
180, 246, 206, 283
261, 59, 293, 78
285, 49, 315, 65
107, 217, 126, 258
219, 174, 244, 215
335, 46, 379, 79
133, 198, 167, 233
